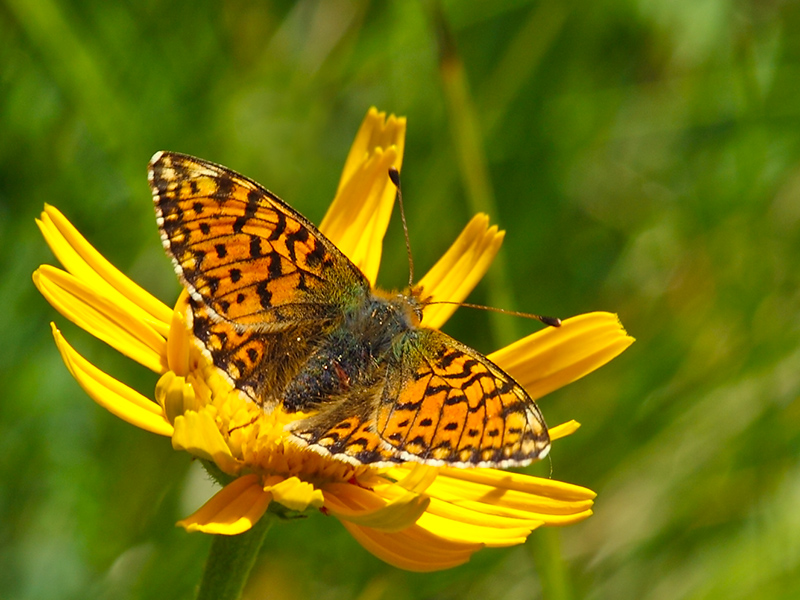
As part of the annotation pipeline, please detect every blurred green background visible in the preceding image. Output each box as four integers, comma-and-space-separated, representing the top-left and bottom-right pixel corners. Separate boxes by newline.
2, 0, 800, 598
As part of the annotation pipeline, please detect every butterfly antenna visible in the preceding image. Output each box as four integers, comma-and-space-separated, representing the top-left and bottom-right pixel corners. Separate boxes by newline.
389, 167, 414, 287
424, 300, 562, 327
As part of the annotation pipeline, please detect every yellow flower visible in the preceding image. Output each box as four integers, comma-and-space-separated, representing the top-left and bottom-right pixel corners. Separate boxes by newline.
33, 107, 633, 572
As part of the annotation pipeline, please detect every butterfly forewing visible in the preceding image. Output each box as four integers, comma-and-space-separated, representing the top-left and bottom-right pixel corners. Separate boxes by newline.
376, 330, 550, 467
149, 151, 367, 328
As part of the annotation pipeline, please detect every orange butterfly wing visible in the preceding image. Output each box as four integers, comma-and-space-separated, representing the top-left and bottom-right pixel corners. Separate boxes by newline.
289, 328, 550, 468
375, 329, 551, 467
288, 391, 404, 466
149, 151, 368, 329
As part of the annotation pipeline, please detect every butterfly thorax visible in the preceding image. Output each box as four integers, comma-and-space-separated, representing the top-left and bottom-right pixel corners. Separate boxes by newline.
281, 288, 422, 413
347, 287, 422, 342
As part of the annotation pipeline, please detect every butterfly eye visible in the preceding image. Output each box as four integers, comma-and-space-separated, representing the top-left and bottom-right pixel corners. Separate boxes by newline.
402, 295, 423, 324
413, 304, 423, 322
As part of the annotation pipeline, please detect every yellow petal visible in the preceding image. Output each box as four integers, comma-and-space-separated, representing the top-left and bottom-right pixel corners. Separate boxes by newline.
266, 476, 324, 511
324, 482, 430, 533
340, 521, 481, 572
51, 324, 173, 437
433, 466, 596, 503
414, 511, 533, 546
378, 463, 596, 540
35, 266, 167, 373
421, 495, 545, 530
390, 462, 440, 494
172, 409, 241, 475
167, 292, 192, 376
489, 311, 634, 400
417, 214, 505, 329
177, 474, 271, 535
367, 451, 594, 547
37, 206, 172, 334
416, 499, 592, 542
320, 147, 399, 284
320, 108, 406, 285
376, 479, 570, 537
550, 420, 580, 441
428, 489, 593, 527
335, 107, 406, 197
155, 371, 199, 424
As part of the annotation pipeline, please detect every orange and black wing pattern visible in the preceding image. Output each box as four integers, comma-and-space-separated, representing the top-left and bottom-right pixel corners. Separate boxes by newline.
289, 328, 550, 468
149, 151, 368, 329
188, 298, 327, 404
288, 393, 404, 467
375, 329, 551, 467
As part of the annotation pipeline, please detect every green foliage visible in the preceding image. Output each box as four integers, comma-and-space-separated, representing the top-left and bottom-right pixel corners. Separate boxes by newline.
2, 0, 799, 598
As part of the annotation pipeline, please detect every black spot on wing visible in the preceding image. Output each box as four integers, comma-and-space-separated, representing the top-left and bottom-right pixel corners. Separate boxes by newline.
267, 253, 282, 279
285, 227, 310, 262
256, 281, 272, 309
305, 242, 326, 269
268, 211, 286, 241
249, 236, 263, 258
215, 175, 234, 201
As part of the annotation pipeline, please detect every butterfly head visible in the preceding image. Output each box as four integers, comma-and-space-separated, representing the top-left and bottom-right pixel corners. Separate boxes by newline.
352, 288, 423, 343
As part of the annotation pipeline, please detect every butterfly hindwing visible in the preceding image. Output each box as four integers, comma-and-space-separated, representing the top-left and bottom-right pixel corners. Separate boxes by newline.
288, 391, 403, 466
375, 329, 551, 467
288, 328, 551, 468
149, 151, 368, 329
189, 298, 328, 405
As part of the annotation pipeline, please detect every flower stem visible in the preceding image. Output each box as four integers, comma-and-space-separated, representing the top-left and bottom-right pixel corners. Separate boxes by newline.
195, 515, 273, 600
430, 4, 573, 598
529, 528, 573, 600
430, 1, 519, 349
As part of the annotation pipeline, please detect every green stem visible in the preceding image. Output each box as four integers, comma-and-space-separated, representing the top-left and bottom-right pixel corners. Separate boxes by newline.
529, 528, 572, 600
195, 515, 273, 600
431, 2, 518, 349
430, 4, 572, 599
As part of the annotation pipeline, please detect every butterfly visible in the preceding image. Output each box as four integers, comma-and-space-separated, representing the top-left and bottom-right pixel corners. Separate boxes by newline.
148, 151, 551, 468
